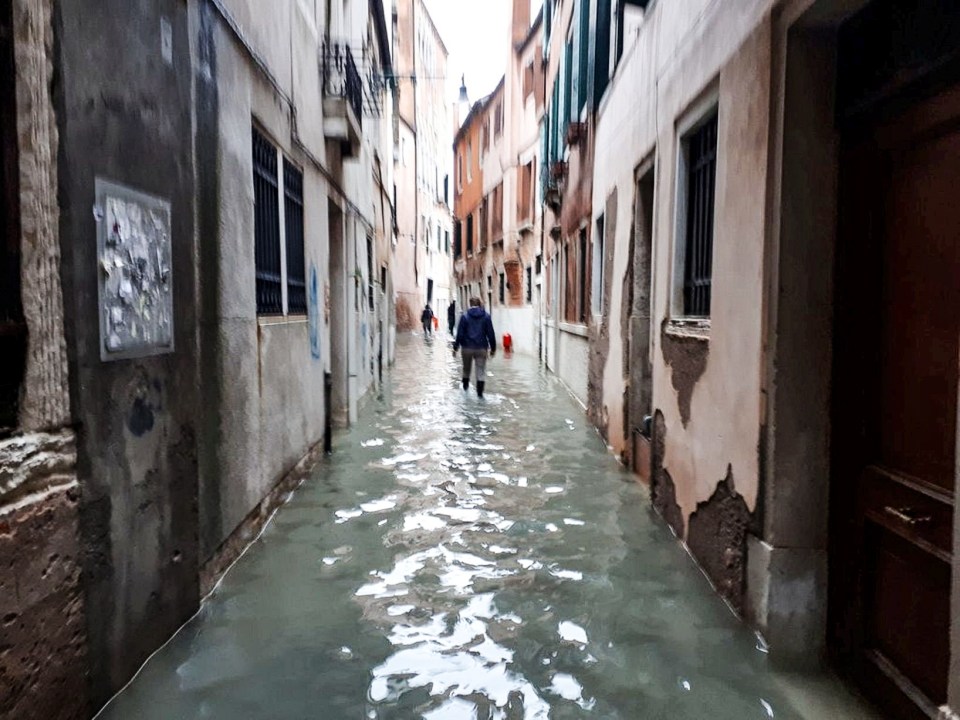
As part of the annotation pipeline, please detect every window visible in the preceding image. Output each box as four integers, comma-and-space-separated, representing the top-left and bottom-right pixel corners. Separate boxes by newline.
479, 200, 487, 250
499, 272, 505, 304
436, 224, 442, 253
577, 0, 590, 113
578, 227, 588, 323
526, 266, 533, 303
523, 60, 535, 100
444, 230, 450, 255
284, 159, 306, 314
253, 126, 282, 314
467, 142, 473, 181
457, 151, 463, 191
592, 214, 605, 316
466, 214, 474, 254
454, 220, 462, 258
518, 160, 535, 222
678, 111, 718, 318
494, 101, 503, 138
366, 236, 374, 311
491, 184, 503, 242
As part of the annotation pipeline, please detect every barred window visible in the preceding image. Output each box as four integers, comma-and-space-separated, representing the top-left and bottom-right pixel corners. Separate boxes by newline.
284, 159, 306, 314
253, 127, 282, 314
680, 112, 718, 317
252, 125, 307, 316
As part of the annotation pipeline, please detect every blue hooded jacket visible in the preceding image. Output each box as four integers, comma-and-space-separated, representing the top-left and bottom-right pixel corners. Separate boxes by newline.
454, 306, 496, 352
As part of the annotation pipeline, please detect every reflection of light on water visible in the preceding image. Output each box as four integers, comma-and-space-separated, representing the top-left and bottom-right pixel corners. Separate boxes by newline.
548, 672, 596, 710
558, 620, 589, 645
369, 594, 550, 718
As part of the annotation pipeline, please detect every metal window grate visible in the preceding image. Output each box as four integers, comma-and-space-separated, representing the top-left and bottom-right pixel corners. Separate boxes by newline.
253, 127, 282, 315
683, 114, 718, 317
283, 158, 306, 314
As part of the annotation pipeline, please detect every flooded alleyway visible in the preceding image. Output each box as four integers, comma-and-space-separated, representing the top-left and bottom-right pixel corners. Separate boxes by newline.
97, 336, 877, 720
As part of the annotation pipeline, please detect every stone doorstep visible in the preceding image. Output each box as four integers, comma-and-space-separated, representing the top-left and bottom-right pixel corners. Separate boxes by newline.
199, 438, 327, 597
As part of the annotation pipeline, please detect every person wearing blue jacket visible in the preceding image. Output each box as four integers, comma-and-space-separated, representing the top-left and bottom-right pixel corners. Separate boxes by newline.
453, 297, 497, 397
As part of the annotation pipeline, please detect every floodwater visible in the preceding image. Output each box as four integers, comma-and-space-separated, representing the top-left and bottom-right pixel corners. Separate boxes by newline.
98, 334, 879, 719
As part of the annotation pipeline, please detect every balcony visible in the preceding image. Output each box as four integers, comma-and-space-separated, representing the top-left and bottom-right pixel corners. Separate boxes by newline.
321, 40, 362, 157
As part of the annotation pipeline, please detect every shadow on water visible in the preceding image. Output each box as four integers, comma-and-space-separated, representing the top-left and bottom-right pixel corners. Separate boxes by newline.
97, 335, 879, 720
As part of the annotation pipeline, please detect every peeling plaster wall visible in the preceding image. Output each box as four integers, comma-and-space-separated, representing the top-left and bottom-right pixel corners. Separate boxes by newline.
1, 3, 86, 717
591, 0, 774, 607
197, 0, 391, 560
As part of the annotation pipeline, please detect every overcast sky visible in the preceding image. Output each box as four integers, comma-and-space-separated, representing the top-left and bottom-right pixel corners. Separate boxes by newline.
422, 0, 542, 109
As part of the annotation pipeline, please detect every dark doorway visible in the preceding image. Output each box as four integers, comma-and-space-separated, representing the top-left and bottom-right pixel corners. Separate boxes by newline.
831, 79, 959, 720
0, 1, 24, 434
626, 163, 654, 479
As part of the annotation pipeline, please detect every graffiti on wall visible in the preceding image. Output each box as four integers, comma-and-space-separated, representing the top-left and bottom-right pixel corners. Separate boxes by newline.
309, 263, 321, 361
95, 179, 173, 361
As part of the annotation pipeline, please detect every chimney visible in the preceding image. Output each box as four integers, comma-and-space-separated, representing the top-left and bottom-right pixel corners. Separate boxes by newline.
512, 0, 531, 45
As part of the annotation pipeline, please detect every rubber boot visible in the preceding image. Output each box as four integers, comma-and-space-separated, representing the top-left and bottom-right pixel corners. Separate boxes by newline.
462, 378, 469, 391
476, 381, 485, 398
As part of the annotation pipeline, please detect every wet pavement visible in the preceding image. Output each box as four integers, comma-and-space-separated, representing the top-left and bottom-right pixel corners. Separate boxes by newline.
98, 334, 879, 719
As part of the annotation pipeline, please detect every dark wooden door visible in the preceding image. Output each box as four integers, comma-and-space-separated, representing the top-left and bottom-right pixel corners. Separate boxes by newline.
832, 86, 960, 719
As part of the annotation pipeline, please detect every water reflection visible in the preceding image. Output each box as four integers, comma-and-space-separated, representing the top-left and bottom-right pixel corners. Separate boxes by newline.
96, 336, 878, 720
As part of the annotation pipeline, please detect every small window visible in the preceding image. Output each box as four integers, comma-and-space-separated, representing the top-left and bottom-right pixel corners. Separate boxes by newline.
466, 215, 474, 254
578, 227, 588, 323
526, 266, 533, 304
499, 272, 505, 304
366, 236, 374, 311
678, 111, 718, 318
467, 142, 473, 182
523, 60, 535, 99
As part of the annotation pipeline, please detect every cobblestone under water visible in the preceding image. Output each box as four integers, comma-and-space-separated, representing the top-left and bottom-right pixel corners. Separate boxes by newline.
97, 334, 878, 719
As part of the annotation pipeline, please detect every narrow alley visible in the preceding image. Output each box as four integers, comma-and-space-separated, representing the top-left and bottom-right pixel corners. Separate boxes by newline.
97, 337, 874, 719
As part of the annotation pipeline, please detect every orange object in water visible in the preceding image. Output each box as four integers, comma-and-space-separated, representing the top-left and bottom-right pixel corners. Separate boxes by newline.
432, 316, 439, 330
503, 333, 513, 352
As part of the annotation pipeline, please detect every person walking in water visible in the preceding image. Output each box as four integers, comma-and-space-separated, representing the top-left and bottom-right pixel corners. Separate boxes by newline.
447, 300, 457, 336
421, 304, 434, 336
453, 297, 496, 397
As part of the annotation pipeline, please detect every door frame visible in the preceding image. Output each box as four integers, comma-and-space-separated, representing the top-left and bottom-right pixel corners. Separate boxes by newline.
764, 0, 960, 715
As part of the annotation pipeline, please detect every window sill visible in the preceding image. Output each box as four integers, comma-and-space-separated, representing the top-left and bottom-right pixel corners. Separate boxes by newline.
558, 321, 589, 338
258, 315, 308, 328
664, 318, 710, 340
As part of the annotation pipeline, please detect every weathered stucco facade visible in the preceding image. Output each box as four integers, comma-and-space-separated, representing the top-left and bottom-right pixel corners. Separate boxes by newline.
0, 6, 85, 716
393, 0, 454, 331
584, 0, 960, 716
2, 1, 396, 717
453, 2, 543, 357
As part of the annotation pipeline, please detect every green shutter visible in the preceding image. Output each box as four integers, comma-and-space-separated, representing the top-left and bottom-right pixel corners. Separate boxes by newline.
579, 0, 590, 112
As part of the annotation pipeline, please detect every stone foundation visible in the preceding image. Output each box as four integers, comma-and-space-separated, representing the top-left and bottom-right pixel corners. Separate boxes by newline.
0, 484, 87, 720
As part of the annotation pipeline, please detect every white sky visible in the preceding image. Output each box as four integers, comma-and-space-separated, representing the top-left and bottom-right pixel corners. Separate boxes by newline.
422, 0, 543, 108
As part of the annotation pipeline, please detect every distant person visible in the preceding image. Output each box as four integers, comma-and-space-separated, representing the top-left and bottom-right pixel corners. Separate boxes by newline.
453, 297, 496, 398
421, 304, 434, 336
447, 300, 456, 336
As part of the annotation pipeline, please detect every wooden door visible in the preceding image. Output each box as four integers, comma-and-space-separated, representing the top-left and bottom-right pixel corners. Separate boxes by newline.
832, 86, 960, 719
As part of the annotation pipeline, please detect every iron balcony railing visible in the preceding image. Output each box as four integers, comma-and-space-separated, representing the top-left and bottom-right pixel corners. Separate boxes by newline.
322, 40, 363, 130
